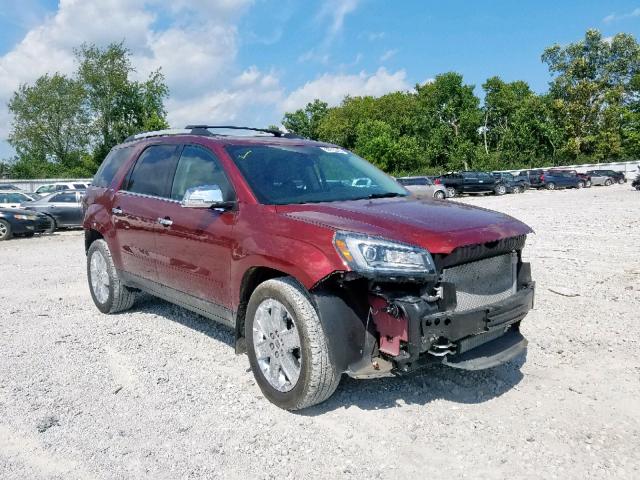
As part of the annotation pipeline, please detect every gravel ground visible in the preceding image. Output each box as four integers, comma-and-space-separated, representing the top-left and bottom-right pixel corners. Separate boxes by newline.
1, 184, 639, 479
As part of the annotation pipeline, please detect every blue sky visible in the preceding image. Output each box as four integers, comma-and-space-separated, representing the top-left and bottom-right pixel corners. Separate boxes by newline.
1, 0, 639, 159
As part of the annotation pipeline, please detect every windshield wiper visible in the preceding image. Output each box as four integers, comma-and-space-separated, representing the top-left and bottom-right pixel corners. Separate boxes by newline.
365, 192, 404, 199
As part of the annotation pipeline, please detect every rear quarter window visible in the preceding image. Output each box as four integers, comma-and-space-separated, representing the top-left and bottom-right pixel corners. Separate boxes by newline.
93, 146, 135, 188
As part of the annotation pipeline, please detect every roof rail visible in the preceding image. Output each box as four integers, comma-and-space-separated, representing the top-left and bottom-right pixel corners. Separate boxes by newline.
185, 125, 285, 137
123, 125, 307, 143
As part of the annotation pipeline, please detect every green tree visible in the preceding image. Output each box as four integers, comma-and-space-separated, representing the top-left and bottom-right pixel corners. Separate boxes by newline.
282, 99, 329, 139
8, 73, 91, 175
415, 73, 482, 170
542, 30, 640, 160
76, 42, 169, 161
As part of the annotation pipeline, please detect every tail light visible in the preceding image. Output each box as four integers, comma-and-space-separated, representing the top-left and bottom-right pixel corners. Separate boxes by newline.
540, 174, 545, 181
434, 178, 441, 185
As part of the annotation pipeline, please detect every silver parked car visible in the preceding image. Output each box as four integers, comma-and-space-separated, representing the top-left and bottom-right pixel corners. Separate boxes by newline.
397, 176, 447, 199
21, 190, 85, 230
585, 171, 614, 186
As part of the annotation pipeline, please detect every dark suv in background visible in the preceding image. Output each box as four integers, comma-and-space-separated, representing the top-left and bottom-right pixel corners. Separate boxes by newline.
437, 171, 510, 197
83, 126, 535, 410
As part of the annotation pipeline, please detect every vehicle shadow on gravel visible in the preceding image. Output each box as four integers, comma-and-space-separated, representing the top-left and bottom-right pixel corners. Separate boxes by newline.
130, 295, 525, 413
302, 356, 526, 415
133, 294, 235, 347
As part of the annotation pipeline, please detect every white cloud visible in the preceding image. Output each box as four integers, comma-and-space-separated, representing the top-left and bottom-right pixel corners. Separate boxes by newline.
281, 67, 409, 112
380, 49, 398, 62
319, 0, 361, 37
603, 8, 640, 23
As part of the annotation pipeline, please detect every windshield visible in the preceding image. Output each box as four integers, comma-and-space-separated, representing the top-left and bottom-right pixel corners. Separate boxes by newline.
225, 145, 408, 205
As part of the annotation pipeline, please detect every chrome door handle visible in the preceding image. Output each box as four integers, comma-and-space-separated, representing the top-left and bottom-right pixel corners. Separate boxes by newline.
157, 217, 173, 227
111, 207, 123, 215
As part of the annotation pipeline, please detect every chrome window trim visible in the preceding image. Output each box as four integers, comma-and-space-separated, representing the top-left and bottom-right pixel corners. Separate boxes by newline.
118, 190, 181, 204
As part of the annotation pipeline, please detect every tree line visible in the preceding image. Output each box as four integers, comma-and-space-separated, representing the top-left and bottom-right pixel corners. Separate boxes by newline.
2, 43, 168, 178
281, 30, 640, 175
2, 29, 639, 179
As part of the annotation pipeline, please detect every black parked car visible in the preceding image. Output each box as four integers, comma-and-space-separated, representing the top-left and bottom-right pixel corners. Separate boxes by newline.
21, 190, 85, 230
492, 172, 530, 193
0, 207, 53, 240
632, 172, 640, 190
438, 171, 509, 197
586, 169, 626, 184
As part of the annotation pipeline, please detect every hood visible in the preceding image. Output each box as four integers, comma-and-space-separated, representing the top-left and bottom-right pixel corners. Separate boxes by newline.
277, 197, 532, 255
0, 207, 42, 216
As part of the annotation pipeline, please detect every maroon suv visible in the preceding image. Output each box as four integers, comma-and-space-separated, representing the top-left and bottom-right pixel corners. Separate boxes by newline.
83, 126, 535, 410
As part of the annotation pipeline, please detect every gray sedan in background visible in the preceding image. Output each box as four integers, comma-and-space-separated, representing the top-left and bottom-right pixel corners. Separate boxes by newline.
21, 190, 85, 230
397, 176, 447, 199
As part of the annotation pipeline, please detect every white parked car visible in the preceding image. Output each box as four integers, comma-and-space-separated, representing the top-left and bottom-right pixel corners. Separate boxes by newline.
34, 182, 89, 196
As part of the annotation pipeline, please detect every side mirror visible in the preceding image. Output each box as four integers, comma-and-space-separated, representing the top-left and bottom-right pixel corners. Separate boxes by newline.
181, 185, 234, 210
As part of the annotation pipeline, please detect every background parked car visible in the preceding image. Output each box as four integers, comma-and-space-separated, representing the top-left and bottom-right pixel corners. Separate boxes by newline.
585, 170, 614, 186
438, 171, 509, 197
586, 169, 626, 184
21, 190, 85, 230
518, 169, 545, 189
34, 182, 90, 196
0, 190, 38, 208
491, 171, 529, 192
538, 170, 582, 190
632, 171, 640, 190
0, 207, 53, 240
396, 176, 447, 199
548, 169, 589, 188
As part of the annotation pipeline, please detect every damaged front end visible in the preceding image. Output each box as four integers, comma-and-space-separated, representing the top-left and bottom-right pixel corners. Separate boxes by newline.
312, 234, 535, 378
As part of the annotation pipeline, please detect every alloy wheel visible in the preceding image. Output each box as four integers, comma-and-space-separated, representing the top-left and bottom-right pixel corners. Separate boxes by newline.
252, 299, 302, 392
0, 221, 8, 240
89, 250, 110, 304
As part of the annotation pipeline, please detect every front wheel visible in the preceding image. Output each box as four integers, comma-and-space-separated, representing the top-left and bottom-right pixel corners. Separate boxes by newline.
546, 182, 556, 190
618, 178, 625, 184
494, 184, 507, 195
586, 180, 592, 188
604, 179, 613, 186
577, 181, 585, 189
87, 239, 136, 314
512, 185, 522, 194
445, 187, 457, 198
0, 220, 12, 241
246, 277, 340, 410
433, 190, 446, 200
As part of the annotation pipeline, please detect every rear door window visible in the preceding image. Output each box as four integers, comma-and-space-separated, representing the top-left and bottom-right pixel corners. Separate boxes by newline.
93, 146, 135, 188
124, 145, 179, 198
50, 192, 77, 203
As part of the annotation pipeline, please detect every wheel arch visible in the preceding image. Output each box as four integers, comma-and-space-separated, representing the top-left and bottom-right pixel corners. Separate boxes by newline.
84, 228, 104, 253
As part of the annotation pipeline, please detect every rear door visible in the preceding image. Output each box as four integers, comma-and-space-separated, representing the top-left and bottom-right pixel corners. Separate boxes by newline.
462, 172, 479, 192
154, 144, 237, 317
112, 144, 180, 281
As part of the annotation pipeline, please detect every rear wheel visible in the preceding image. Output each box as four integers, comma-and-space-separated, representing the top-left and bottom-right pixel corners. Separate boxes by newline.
586, 180, 592, 187
494, 184, 507, 195
577, 181, 585, 189
44, 215, 56, 234
87, 239, 136, 314
546, 182, 556, 190
604, 179, 613, 186
445, 187, 457, 198
433, 190, 446, 200
512, 185, 522, 194
0, 220, 12, 240
618, 178, 625, 185
246, 277, 340, 410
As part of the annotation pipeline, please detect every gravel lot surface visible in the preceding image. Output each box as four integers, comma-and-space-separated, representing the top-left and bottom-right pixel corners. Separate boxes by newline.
1, 184, 639, 479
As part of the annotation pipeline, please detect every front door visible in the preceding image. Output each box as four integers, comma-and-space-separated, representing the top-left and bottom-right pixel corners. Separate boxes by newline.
154, 144, 237, 318
112, 144, 180, 281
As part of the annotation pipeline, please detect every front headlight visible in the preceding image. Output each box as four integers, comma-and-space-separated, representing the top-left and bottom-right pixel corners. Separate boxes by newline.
14, 214, 37, 221
333, 231, 437, 279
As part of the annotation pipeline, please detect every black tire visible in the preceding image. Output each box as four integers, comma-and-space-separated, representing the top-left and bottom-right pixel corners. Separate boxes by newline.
23, 232, 35, 238
494, 184, 507, 195
577, 181, 585, 189
0, 220, 12, 241
546, 182, 556, 190
433, 190, 446, 200
245, 277, 340, 410
604, 179, 613, 186
445, 187, 457, 198
512, 185, 522, 194
618, 178, 625, 184
586, 180, 592, 188
44, 215, 56, 234
87, 239, 136, 314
